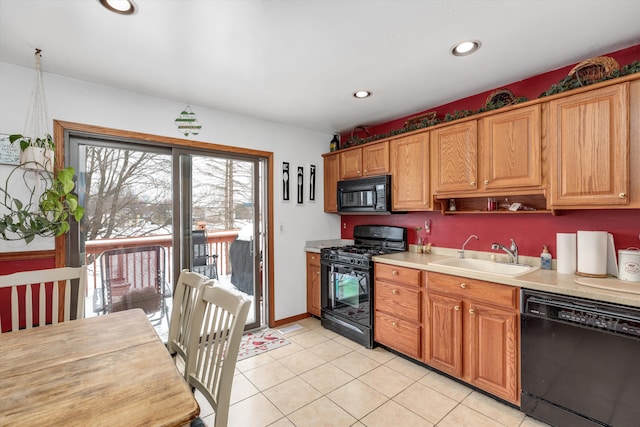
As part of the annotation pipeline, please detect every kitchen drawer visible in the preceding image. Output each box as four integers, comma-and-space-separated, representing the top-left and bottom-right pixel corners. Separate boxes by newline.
427, 272, 518, 310
374, 312, 421, 359
375, 281, 421, 322
306, 252, 321, 267
375, 263, 421, 288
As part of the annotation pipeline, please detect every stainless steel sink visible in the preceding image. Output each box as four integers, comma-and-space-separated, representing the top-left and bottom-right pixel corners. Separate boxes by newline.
429, 257, 538, 277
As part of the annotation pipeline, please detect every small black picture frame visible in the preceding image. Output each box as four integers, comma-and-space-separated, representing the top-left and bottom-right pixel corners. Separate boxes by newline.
282, 162, 290, 201
297, 166, 304, 204
309, 164, 316, 201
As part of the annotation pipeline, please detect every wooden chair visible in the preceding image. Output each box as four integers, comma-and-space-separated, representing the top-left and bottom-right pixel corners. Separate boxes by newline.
167, 269, 210, 369
185, 285, 250, 427
0, 266, 87, 334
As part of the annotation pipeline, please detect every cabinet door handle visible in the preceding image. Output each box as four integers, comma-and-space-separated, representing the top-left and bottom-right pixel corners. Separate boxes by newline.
469, 308, 475, 314
454, 305, 460, 311
392, 289, 398, 295
470, 181, 476, 186
317, 271, 320, 275
619, 192, 627, 198
392, 270, 398, 275
460, 283, 466, 289
364, 169, 368, 173
392, 321, 398, 327
484, 179, 489, 185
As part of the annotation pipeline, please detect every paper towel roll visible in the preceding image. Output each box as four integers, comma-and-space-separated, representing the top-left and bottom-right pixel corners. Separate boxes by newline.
556, 233, 576, 274
577, 231, 608, 277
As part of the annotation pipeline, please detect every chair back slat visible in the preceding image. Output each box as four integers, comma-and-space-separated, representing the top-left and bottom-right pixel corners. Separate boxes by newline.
167, 269, 209, 366
185, 285, 250, 427
0, 266, 87, 334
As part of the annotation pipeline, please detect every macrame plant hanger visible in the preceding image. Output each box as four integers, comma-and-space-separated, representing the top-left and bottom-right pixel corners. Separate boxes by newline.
22, 49, 52, 214
21, 48, 54, 173
25, 49, 50, 142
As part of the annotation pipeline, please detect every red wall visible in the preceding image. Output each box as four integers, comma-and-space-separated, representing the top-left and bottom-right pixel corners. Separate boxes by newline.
341, 210, 640, 258
340, 45, 640, 258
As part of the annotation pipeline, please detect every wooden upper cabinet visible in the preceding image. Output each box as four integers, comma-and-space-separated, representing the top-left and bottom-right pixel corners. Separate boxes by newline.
339, 148, 363, 179
390, 132, 430, 210
362, 141, 390, 176
479, 105, 542, 190
339, 141, 390, 179
431, 120, 478, 194
323, 152, 340, 212
549, 83, 629, 207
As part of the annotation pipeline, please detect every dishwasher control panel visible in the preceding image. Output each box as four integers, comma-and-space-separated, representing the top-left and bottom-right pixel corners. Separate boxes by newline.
523, 289, 640, 338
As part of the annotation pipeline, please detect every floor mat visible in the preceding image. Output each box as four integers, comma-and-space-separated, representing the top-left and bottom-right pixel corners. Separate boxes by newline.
237, 328, 290, 361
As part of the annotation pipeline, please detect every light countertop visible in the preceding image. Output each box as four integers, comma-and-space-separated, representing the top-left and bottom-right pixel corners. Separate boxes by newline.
304, 239, 354, 253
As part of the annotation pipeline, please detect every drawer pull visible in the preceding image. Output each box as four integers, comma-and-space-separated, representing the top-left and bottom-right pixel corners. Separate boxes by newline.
392, 321, 398, 327
392, 270, 398, 276
619, 192, 627, 198
469, 308, 475, 314
392, 289, 398, 295
454, 305, 460, 311
460, 283, 466, 289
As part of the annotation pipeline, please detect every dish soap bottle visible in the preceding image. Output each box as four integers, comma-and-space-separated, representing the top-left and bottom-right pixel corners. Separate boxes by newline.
540, 245, 552, 270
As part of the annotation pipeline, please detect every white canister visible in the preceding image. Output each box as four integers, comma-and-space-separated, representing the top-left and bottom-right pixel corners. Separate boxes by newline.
618, 249, 640, 282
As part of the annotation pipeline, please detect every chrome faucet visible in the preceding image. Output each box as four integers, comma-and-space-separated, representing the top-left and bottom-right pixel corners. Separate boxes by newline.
459, 234, 479, 258
491, 239, 519, 264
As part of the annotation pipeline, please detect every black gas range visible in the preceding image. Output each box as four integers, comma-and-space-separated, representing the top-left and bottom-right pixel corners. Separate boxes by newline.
320, 225, 407, 348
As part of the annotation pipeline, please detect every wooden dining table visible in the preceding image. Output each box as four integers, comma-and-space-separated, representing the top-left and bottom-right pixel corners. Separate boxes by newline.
0, 309, 199, 427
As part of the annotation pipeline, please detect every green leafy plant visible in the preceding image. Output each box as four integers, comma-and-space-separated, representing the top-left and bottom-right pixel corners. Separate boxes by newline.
9, 133, 55, 151
0, 165, 84, 243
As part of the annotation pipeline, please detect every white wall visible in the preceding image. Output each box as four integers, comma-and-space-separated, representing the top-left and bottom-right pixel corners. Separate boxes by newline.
0, 61, 341, 321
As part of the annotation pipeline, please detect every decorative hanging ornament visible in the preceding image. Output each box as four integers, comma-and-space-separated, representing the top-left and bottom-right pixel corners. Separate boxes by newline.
174, 105, 202, 136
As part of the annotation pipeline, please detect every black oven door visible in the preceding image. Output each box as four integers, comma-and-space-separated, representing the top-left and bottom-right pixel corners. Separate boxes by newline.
324, 263, 371, 327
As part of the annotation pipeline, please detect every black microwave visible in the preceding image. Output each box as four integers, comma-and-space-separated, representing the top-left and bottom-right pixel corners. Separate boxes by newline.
337, 175, 392, 214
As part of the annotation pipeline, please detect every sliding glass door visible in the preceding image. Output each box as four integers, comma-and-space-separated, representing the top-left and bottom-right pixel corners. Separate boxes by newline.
176, 151, 264, 330
67, 134, 267, 337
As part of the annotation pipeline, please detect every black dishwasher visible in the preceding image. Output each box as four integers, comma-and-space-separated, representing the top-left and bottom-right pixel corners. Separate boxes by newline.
521, 289, 640, 427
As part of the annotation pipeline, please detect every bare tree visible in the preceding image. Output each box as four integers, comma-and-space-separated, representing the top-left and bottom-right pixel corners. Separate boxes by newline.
84, 146, 172, 241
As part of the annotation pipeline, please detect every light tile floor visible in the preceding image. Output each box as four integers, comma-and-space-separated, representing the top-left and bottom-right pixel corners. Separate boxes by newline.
195, 317, 550, 427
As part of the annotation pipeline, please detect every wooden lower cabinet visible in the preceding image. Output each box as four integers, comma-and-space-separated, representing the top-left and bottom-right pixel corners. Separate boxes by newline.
467, 301, 519, 403
306, 252, 321, 317
425, 272, 521, 405
374, 263, 423, 360
425, 292, 463, 377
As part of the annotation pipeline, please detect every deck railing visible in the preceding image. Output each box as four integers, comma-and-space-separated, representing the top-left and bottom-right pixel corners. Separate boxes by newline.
84, 230, 239, 291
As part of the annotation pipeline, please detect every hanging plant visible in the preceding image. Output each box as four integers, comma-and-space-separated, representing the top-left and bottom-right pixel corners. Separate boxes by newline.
9, 133, 55, 172
0, 165, 85, 243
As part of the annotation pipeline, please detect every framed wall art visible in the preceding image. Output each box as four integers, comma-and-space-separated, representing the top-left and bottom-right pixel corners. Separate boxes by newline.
0, 134, 20, 166
297, 166, 304, 204
282, 161, 290, 201
308, 164, 316, 202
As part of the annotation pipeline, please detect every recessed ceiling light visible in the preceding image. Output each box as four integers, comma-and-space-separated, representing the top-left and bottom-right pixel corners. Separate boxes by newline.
451, 40, 481, 56
98, 0, 138, 15
353, 90, 372, 99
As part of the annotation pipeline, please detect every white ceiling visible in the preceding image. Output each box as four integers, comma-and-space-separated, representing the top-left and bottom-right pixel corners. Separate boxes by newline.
1, 0, 639, 134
